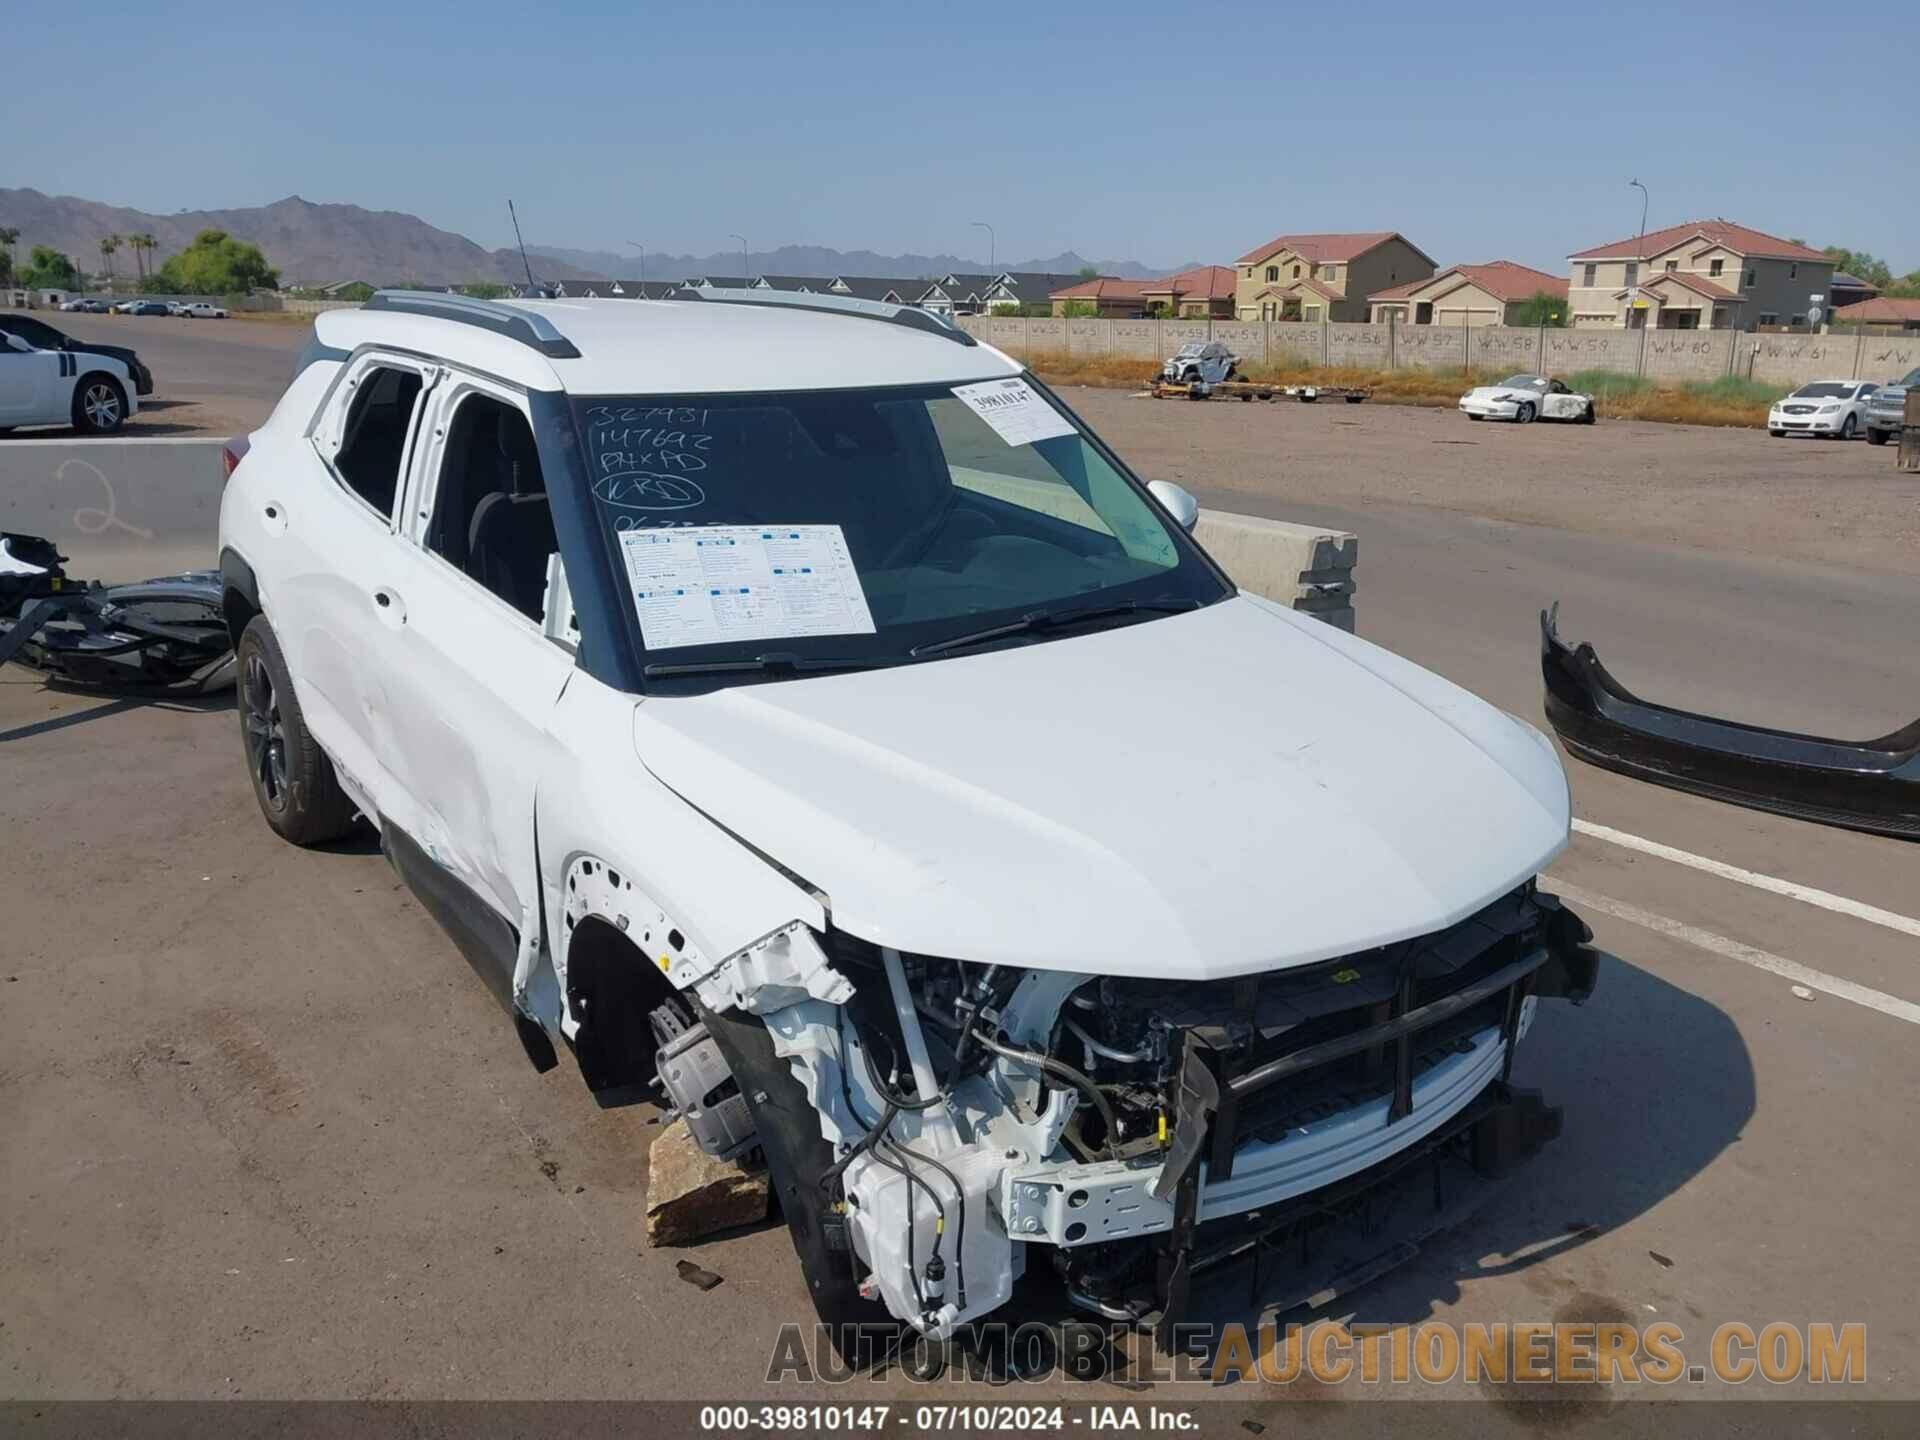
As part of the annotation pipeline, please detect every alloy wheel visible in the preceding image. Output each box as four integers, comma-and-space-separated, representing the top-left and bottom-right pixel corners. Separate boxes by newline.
82, 383, 120, 429
243, 654, 289, 812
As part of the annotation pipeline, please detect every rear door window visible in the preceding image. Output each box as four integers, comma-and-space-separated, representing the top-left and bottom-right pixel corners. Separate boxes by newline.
326, 363, 425, 519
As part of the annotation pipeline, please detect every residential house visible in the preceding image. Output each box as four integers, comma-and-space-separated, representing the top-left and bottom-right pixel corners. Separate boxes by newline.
1829, 272, 1878, 309
753, 275, 834, 293
1233, 232, 1436, 322
1139, 265, 1239, 318
826, 276, 928, 303
1565, 220, 1834, 330
1047, 276, 1152, 318
596, 280, 690, 300
916, 273, 996, 317
1368, 262, 1569, 327
686, 275, 751, 290
979, 272, 1082, 314
1831, 297, 1920, 333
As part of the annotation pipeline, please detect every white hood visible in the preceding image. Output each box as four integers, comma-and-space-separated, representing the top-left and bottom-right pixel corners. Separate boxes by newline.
631, 596, 1569, 980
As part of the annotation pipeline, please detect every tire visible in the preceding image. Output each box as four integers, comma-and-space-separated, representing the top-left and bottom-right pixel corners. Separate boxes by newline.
1515, 401, 1536, 425
72, 374, 128, 434
1867, 428, 1889, 446
1770, 429, 1786, 438
1467, 413, 1483, 421
700, 1000, 900, 1363
1838, 414, 1856, 440
1580, 404, 1597, 425
236, 617, 359, 845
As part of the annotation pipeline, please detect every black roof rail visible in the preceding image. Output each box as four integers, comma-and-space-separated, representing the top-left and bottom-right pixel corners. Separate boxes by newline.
363, 289, 582, 359
676, 286, 976, 346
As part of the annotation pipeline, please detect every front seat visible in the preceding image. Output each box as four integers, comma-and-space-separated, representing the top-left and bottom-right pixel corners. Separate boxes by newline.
466, 412, 557, 622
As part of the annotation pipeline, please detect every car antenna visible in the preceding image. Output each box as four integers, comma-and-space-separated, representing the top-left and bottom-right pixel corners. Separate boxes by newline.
507, 199, 552, 298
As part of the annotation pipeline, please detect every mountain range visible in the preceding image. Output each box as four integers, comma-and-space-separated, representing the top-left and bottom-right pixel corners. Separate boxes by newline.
0, 189, 1181, 288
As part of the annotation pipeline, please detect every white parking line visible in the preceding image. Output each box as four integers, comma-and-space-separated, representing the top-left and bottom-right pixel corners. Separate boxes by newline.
0, 436, 220, 448
1553, 881, 1920, 1027
1572, 818, 1920, 941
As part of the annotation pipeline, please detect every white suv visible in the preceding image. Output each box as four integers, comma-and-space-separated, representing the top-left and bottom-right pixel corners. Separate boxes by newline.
218, 289, 1596, 1349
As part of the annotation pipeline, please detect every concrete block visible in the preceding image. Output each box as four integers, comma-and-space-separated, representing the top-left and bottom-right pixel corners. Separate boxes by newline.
1192, 511, 1358, 632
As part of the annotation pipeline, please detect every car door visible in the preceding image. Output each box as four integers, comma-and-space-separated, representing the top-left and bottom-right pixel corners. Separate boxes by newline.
375, 370, 577, 978
262, 351, 437, 825
0, 335, 61, 423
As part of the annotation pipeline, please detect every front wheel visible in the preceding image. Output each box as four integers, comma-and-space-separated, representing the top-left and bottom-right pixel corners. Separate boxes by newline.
72, 374, 128, 434
1580, 404, 1597, 425
1838, 414, 1856, 441
1770, 429, 1786, 438
1867, 427, 1889, 446
236, 617, 359, 845
1515, 402, 1536, 425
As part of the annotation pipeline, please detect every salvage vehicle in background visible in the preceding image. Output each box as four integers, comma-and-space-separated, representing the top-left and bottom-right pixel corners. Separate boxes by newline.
0, 313, 156, 396
1458, 374, 1596, 424
0, 329, 137, 433
218, 288, 1597, 1352
1767, 379, 1876, 439
1864, 367, 1919, 446
1159, 339, 1240, 385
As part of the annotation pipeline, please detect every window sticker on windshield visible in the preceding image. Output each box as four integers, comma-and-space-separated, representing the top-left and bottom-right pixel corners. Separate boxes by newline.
617, 524, 877, 651
951, 378, 1077, 447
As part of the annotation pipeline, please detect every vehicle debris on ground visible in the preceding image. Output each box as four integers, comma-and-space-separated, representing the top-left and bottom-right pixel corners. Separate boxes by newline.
1540, 603, 1919, 838
0, 532, 233, 693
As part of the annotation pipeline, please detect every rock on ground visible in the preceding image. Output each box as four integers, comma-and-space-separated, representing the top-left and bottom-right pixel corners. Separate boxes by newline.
645, 1117, 769, 1247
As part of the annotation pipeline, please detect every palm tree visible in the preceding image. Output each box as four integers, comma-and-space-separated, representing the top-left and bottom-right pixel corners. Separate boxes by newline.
125, 232, 157, 284
0, 227, 19, 280
141, 233, 159, 282
100, 234, 121, 289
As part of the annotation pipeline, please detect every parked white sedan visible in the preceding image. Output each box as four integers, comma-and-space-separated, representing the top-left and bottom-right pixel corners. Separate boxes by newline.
0, 330, 139, 433
1767, 379, 1876, 440
1459, 373, 1595, 424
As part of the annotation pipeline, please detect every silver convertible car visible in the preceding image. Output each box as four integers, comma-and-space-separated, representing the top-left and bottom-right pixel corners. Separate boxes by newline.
1458, 374, 1596, 425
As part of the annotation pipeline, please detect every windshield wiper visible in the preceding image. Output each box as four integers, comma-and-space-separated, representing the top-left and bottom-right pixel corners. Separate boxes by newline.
643, 651, 900, 680
909, 597, 1201, 659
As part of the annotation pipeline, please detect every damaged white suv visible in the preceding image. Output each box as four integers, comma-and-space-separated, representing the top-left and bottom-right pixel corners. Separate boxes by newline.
219, 289, 1597, 1349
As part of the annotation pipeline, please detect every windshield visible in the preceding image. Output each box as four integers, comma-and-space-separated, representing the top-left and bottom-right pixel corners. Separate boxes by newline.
1790, 383, 1852, 399
1498, 375, 1547, 390
570, 377, 1229, 684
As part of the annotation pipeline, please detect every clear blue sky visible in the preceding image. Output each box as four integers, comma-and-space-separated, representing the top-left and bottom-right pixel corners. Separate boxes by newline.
5, 0, 1912, 274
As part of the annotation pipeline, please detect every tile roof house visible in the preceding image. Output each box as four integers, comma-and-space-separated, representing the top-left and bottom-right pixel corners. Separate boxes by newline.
1369, 262, 1570, 327
1831, 296, 1920, 332
1139, 265, 1239, 318
1046, 275, 1151, 317
1232, 231, 1436, 322
1565, 219, 1834, 330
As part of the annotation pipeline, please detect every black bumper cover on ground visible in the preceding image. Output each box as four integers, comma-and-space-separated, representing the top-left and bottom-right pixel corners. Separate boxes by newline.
1541, 604, 1920, 839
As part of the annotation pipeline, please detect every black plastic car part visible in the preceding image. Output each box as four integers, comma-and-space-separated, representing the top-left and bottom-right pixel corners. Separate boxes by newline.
1541, 603, 1919, 839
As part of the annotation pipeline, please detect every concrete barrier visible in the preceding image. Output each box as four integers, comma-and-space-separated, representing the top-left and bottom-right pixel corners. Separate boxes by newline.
1194, 510, 1357, 632
0, 438, 225, 580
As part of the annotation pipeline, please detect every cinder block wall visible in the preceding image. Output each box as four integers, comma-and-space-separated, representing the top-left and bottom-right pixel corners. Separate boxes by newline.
960, 316, 1920, 387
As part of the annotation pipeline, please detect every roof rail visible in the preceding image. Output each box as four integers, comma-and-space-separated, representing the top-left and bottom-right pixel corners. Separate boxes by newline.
676, 286, 976, 347
363, 289, 582, 359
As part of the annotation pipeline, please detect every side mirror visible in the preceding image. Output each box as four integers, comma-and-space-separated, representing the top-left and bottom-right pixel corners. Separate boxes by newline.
1147, 479, 1200, 533
4, 333, 33, 353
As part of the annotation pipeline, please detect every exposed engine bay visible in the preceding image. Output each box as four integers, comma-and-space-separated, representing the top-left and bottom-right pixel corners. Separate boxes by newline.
643, 875, 1600, 1345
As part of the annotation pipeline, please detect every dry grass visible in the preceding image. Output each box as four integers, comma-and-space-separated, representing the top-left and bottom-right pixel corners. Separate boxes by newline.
1024, 349, 1777, 429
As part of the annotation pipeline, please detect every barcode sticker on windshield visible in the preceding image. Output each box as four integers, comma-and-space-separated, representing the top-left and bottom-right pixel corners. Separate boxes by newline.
952, 378, 1077, 447
618, 524, 876, 651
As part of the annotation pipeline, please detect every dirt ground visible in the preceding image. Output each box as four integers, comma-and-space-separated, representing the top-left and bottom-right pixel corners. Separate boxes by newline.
1058, 387, 1920, 577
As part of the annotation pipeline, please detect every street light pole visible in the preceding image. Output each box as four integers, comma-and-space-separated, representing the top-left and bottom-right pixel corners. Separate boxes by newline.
970, 221, 995, 273
1628, 178, 1650, 332
730, 234, 748, 286
626, 240, 644, 286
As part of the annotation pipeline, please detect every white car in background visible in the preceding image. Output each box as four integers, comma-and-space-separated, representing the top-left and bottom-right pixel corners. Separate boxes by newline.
1768, 379, 1876, 440
1459, 373, 1595, 424
179, 301, 228, 319
0, 330, 139, 433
